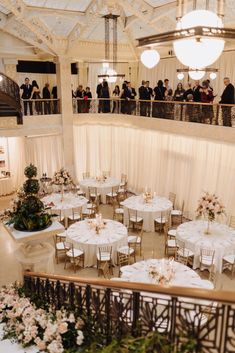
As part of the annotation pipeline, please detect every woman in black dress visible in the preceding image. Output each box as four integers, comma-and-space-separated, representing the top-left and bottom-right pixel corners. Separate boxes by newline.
101, 81, 110, 113
31, 80, 42, 114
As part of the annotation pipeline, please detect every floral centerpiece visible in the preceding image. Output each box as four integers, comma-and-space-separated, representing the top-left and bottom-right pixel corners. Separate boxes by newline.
148, 258, 175, 285
196, 192, 226, 234
51, 168, 74, 201
88, 213, 106, 234
51, 168, 74, 186
0, 284, 84, 353
4, 164, 52, 231
143, 191, 152, 203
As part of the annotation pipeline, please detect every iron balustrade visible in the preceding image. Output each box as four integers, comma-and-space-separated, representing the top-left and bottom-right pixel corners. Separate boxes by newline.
23, 271, 235, 352
0, 72, 23, 124
72, 97, 235, 127
21, 98, 60, 115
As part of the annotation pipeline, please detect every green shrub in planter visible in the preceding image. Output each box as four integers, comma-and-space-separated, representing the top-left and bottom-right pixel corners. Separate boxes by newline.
7, 164, 52, 231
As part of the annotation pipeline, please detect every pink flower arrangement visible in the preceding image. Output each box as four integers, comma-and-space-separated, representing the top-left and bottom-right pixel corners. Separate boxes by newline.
196, 192, 226, 221
52, 168, 74, 186
0, 285, 84, 352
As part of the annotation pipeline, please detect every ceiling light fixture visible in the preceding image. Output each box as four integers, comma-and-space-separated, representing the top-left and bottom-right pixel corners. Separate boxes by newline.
140, 48, 160, 69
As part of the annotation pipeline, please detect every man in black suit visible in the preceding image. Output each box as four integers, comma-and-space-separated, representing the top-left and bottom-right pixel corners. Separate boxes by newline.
220, 77, 235, 127
192, 80, 202, 122
96, 79, 105, 113
20, 77, 33, 115
138, 80, 148, 116
42, 83, 51, 114
146, 81, 153, 117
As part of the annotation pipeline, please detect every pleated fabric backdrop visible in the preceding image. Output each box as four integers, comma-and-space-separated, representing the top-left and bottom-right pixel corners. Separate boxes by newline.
73, 123, 235, 220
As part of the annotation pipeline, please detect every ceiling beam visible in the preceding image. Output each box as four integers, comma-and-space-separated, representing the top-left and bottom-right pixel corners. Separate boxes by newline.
26, 5, 85, 16
0, 0, 58, 54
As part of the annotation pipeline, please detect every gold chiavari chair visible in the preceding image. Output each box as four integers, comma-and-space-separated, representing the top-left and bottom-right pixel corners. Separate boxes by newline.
64, 242, 85, 273
169, 192, 176, 209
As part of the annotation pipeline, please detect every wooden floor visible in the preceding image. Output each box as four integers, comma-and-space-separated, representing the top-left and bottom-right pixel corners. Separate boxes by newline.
0, 194, 234, 291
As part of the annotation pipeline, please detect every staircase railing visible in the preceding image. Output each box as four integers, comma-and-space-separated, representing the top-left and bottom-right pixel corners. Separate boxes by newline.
0, 72, 23, 124
23, 271, 235, 352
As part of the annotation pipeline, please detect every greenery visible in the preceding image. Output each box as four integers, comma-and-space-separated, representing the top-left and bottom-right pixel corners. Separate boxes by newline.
7, 164, 52, 231
80, 332, 197, 353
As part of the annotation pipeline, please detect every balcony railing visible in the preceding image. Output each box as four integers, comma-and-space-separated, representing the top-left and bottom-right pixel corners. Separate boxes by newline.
72, 98, 235, 127
23, 271, 235, 352
21, 98, 60, 115
0, 72, 23, 124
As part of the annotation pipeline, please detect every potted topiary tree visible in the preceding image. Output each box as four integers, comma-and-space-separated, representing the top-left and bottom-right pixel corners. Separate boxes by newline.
7, 164, 52, 231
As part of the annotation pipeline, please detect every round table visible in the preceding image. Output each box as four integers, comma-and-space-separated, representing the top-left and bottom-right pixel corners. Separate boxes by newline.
0, 177, 14, 196
42, 192, 88, 227
80, 177, 120, 204
176, 220, 235, 273
120, 258, 209, 288
66, 219, 128, 267
122, 195, 172, 232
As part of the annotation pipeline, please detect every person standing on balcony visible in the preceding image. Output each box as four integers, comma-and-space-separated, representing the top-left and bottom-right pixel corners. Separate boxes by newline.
193, 80, 202, 123
84, 87, 92, 113
42, 83, 51, 115
76, 85, 85, 113
138, 80, 148, 116
163, 79, 171, 93
20, 77, 33, 115
127, 81, 137, 115
52, 86, 58, 113
153, 80, 166, 118
183, 82, 193, 101
31, 80, 42, 115
101, 81, 110, 113
96, 79, 105, 113
174, 82, 185, 121
220, 77, 235, 127
112, 85, 120, 113
146, 81, 153, 117
200, 80, 214, 124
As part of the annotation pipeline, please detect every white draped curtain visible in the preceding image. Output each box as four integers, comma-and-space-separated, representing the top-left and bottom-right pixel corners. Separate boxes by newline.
7, 134, 64, 189
138, 50, 235, 101
73, 124, 235, 219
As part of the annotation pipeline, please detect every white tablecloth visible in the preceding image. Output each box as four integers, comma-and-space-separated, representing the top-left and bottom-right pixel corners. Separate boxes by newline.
176, 220, 235, 273
80, 177, 120, 204
0, 177, 14, 196
122, 195, 172, 232
120, 258, 209, 289
42, 193, 88, 218
66, 219, 128, 267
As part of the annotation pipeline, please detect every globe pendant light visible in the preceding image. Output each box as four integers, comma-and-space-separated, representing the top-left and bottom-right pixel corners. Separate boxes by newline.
141, 49, 160, 69
210, 72, 217, 80
173, 10, 225, 70
188, 70, 205, 80
177, 73, 184, 80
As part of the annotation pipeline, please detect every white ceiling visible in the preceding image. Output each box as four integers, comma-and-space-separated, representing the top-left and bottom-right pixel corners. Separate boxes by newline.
0, 0, 234, 57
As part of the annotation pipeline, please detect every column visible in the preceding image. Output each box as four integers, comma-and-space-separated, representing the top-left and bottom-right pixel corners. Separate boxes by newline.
128, 61, 139, 88
56, 56, 75, 177
3, 59, 18, 81
77, 61, 88, 87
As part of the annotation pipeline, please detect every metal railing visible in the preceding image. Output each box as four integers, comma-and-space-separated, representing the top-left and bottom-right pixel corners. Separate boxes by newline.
21, 98, 60, 115
72, 98, 235, 127
0, 72, 23, 124
23, 271, 235, 352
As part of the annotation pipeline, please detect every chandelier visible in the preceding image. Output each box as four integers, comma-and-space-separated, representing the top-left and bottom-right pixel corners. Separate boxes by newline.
176, 68, 218, 81
173, 9, 224, 69
98, 14, 125, 83
137, 0, 235, 71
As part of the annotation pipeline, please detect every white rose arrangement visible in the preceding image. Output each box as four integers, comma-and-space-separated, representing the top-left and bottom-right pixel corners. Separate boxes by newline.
51, 168, 74, 186
196, 192, 226, 221
0, 285, 84, 353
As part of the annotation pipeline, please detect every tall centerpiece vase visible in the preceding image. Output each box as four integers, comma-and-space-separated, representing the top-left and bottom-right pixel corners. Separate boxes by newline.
204, 216, 214, 235
60, 184, 64, 202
